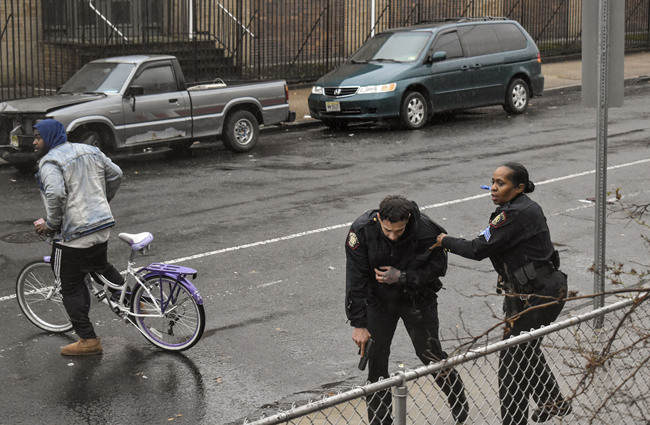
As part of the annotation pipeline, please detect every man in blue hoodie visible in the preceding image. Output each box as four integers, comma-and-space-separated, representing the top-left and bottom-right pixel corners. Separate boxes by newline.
33, 119, 123, 356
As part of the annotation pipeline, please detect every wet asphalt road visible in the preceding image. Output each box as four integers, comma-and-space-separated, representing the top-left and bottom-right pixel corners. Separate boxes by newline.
1, 83, 649, 424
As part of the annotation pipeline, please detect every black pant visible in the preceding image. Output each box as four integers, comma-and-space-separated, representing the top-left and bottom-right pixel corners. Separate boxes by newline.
51, 241, 124, 339
499, 270, 568, 425
366, 296, 466, 425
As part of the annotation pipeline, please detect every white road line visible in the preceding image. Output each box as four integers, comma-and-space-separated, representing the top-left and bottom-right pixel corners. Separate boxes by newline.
257, 280, 283, 288
169, 158, 650, 264
4, 158, 649, 304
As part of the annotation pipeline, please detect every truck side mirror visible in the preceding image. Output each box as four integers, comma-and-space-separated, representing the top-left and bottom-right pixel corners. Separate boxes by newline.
126, 85, 144, 97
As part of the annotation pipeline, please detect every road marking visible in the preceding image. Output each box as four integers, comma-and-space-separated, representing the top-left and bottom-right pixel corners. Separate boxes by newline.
257, 280, 283, 288
167, 158, 650, 264
4, 157, 649, 304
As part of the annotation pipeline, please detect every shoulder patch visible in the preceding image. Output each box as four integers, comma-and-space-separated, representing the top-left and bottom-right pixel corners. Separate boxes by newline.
347, 231, 360, 250
490, 211, 507, 228
479, 225, 492, 242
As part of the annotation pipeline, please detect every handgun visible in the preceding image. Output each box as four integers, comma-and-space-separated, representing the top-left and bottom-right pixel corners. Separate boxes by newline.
358, 338, 374, 371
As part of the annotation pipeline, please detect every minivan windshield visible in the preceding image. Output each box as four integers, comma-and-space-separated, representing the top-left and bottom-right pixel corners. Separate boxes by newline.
349, 31, 432, 63
58, 62, 136, 94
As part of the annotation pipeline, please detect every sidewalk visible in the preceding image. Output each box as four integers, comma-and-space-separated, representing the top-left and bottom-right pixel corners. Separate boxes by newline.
287, 51, 650, 126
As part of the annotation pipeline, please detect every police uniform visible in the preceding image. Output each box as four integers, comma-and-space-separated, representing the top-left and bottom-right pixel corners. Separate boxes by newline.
441, 193, 569, 425
346, 201, 468, 425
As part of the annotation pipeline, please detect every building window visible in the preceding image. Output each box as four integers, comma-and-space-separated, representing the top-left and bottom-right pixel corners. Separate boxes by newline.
42, 0, 164, 41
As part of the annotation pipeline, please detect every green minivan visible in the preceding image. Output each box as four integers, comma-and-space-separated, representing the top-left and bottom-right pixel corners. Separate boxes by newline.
308, 18, 544, 129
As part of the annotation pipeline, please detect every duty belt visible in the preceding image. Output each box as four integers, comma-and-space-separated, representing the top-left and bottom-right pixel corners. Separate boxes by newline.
509, 261, 556, 294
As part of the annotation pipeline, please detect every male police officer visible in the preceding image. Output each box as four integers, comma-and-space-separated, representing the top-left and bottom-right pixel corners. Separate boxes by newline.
345, 195, 469, 424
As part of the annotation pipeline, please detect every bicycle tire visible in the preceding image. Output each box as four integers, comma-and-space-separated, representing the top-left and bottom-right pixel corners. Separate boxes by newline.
16, 261, 73, 333
131, 275, 205, 351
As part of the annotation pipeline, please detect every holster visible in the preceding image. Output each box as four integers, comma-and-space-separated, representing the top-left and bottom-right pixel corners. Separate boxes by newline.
509, 251, 560, 294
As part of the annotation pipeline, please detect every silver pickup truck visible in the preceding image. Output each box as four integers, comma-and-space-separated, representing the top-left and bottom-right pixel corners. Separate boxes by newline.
0, 55, 295, 171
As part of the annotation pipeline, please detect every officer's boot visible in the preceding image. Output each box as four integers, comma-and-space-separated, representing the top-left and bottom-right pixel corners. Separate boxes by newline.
437, 370, 469, 423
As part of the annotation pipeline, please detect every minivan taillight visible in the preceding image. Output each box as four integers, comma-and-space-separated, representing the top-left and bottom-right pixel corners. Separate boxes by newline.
537, 53, 542, 63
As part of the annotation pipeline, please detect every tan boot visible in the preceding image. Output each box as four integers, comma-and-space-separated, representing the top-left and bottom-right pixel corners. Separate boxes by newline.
61, 337, 103, 356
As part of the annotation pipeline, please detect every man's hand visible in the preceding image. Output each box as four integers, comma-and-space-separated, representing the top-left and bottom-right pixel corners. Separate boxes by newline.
429, 233, 447, 250
352, 327, 371, 357
33, 218, 52, 236
374, 266, 400, 284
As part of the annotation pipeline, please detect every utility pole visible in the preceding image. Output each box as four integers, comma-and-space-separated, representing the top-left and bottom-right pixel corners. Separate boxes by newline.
581, 0, 624, 327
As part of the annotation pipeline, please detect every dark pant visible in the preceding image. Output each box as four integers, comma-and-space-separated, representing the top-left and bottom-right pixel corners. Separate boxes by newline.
366, 297, 466, 425
499, 270, 568, 425
51, 241, 124, 339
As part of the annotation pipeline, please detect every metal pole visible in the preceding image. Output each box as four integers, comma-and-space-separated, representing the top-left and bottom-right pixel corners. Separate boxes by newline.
593, 0, 609, 328
188, 0, 194, 40
371, 0, 376, 37
393, 381, 407, 425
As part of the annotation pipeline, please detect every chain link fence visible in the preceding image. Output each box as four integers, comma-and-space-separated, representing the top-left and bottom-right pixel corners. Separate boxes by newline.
244, 291, 649, 424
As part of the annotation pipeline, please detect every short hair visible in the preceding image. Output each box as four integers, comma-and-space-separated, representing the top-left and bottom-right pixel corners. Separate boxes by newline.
378, 195, 412, 222
501, 162, 535, 193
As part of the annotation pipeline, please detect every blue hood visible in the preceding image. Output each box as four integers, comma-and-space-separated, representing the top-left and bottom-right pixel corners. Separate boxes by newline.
34, 119, 67, 151
317, 62, 415, 86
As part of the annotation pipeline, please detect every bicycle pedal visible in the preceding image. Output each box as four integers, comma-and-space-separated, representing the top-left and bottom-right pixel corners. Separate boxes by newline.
95, 290, 107, 301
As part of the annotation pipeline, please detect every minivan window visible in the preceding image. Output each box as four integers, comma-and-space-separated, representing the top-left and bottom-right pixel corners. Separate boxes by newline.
431, 31, 464, 59
458, 25, 501, 57
494, 23, 528, 51
349, 31, 432, 63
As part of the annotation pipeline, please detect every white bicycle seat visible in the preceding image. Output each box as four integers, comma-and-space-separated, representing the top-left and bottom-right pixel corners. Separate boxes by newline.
118, 232, 154, 251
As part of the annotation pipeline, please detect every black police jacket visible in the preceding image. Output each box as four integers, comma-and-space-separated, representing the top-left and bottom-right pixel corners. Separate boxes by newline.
345, 201, 447, 328
441, 193, 555, 280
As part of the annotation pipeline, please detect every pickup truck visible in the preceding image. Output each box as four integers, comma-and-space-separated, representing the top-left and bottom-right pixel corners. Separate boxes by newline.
0, 55, 295, 171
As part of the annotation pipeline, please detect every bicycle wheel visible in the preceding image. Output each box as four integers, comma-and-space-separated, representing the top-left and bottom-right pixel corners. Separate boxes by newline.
16, 261, 72, 333
131, 275, 205, 351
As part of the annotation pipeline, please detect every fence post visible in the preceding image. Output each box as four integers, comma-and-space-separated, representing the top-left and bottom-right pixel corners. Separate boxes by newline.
393, 373, 407, 425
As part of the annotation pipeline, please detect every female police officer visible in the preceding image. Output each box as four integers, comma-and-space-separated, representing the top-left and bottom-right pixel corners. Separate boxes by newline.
430, 163, 571, 424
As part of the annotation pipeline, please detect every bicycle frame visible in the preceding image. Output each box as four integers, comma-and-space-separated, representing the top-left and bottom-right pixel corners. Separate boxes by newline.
43, 238, 203, 321
18, 231, 206, 351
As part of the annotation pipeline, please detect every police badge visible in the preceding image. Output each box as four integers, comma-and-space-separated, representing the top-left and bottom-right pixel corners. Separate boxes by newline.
490, 211, 507, 228
347, 231, 360, 250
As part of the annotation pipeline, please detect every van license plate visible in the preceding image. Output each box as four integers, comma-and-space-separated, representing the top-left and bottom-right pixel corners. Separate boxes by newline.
326, 101, 340, 112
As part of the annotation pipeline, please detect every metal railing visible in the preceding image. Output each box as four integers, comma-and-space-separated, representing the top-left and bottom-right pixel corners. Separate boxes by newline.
244, 291, 650, 424
0, 0, 649, 101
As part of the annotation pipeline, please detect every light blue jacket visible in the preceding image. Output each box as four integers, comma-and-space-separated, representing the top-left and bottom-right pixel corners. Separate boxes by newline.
36, 142, 122, 242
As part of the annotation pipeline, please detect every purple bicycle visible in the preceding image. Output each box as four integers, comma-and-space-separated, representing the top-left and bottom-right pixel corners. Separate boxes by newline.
15, 232, 205, 351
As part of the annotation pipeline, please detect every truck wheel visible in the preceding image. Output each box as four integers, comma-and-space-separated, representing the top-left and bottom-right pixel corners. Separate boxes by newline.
76, 129, 113, 153
222, 110, 259, 153
400, 92, 427, 130
503, 78, 530, 114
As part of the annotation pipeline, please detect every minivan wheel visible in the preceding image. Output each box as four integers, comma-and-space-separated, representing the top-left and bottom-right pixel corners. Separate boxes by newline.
400, 92, 428, 130
503, 78, 530, 114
